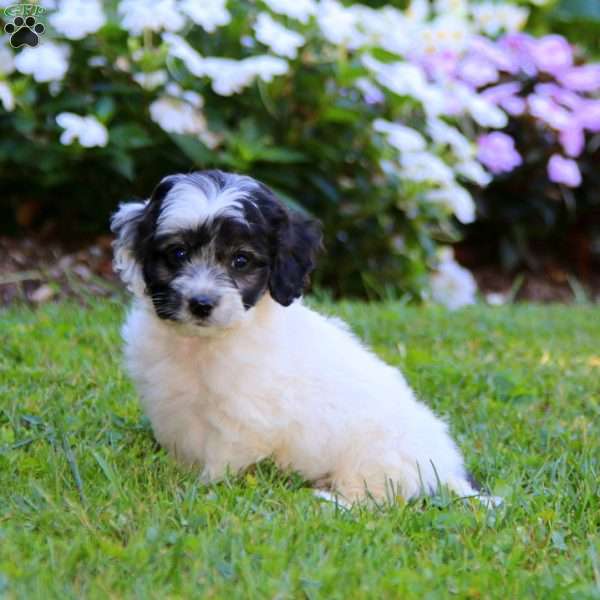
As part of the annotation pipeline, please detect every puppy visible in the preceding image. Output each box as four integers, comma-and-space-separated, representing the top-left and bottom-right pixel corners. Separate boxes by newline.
111, 170, 490, 505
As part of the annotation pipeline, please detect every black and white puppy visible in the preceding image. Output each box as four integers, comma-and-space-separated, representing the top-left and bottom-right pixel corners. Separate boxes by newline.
112, 170, 494, 505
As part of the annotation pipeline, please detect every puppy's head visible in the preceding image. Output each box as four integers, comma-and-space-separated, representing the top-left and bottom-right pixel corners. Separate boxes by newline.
111, 171, 321, 332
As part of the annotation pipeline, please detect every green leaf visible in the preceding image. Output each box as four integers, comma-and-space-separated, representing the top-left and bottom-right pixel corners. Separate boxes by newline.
95, 97, 116, 123
110, 151, 135, 180
170, 134, 214, 166
322, 106, 360, 124
252, 147, 307, 164
555, 0, 600, 20
110, 124, 152, 149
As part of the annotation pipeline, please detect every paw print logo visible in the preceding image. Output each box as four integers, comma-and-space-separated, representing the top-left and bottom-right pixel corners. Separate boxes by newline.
5, 15, 45, 48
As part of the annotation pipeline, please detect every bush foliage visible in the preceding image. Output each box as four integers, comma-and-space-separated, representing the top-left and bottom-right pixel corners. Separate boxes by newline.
1, 0, 599, 298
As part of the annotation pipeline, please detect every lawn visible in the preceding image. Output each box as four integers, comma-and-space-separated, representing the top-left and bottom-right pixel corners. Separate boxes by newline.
1, 299, 599, 599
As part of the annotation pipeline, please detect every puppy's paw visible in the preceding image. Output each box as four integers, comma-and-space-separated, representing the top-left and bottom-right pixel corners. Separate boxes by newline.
475, 494, 504, 509
313, 489, 352, 510
447, 476, 503, 509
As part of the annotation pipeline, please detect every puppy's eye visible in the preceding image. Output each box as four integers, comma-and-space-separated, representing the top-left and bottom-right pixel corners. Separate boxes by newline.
231, 252, 252, 271
167, 246, 188, 264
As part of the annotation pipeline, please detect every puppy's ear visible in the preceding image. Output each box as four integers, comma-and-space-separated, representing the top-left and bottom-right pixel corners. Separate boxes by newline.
110, 200, 148, 294
269, 208, 322, 307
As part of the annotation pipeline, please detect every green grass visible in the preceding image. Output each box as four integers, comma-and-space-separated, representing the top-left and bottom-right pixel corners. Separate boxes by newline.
1, 299, 599, 599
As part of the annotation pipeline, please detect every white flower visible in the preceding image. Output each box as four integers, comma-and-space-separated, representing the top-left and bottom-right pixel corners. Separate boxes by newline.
133, 70, 168, 90
150, 97, 203, 134
355, 77, 384, 104
261, 0, 317, 24
471, 3, 528, 36
430, 250, 477, 310
426, 184, 476, 224
0, 81, 15, 111
180, 0, 230, 33
468, 97, 507, 128
363, 56, 445, 115
486, 292, 506, 305
0, 43, 15, 75
163, 33, 205, 73
373, 119, 427, 153
453, 84, 508, 128
253, 13, 305, 59
164, 34, 288, 96
434, 0, 468, 15
455, 159, 492, 187
210, 61, 257, 95
363, 56, 425, 96
353, 6, 411, 54
165, 82, 204, 108
88, 55, 108, 68
317, 0, 364, 48
149, 96, 219, 147
419, 15, 471, 54
115, 56, 130, 72
400, 151, 455, 185
118, 0, 184, 35
405, 0, 429, 23
14, 42, 70, 82
427, 118, 473, 160
244, 55, 289, 82
50, 0, 106, 40
56, 113, 109, 147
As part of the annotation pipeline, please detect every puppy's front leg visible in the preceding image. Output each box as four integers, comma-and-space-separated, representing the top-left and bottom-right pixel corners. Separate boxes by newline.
199, 432, 264, 484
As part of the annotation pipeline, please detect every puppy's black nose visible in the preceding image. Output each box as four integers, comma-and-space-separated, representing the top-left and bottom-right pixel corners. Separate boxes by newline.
189, 295, 215, 319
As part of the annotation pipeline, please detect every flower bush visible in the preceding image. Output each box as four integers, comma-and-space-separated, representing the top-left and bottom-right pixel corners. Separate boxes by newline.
1, 0, 598, 302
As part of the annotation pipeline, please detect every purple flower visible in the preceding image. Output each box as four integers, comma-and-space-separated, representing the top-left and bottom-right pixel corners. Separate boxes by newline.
528, 94, 571, 130
547, 154, 581, 187
482, 82, 522, 103
469, 36, 518, 74
482, 82, 525, 116
534, 83, 583, 111
557, 65, 600, 93
501, 96, 526, 116
559, 125, 585, 158
578, 100, 600, 132
499, 33, 537, 76
530, 35, 573, 76
477, 132, 522, 175
418, 50, 459, 81
458, 56, 499, 88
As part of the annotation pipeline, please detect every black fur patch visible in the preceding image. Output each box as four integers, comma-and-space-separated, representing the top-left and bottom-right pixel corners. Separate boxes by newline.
242, 183, 322, 307
466, 471, 482, 492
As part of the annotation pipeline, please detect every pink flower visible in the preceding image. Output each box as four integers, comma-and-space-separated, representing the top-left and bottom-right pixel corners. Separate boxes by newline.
559, 126, 585, 158
557, 65, 600, 93
477, 132, 522, 175
530, 35, 573, 76
547, 154, 581, 187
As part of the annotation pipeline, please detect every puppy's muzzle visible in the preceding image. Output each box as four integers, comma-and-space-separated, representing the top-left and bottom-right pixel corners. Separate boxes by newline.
189, 294, 217, 319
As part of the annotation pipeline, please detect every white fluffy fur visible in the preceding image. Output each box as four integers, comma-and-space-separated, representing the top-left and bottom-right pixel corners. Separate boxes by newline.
156, 179, 254, 235
111, 200, 148, 295
122, 293, 485, 504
